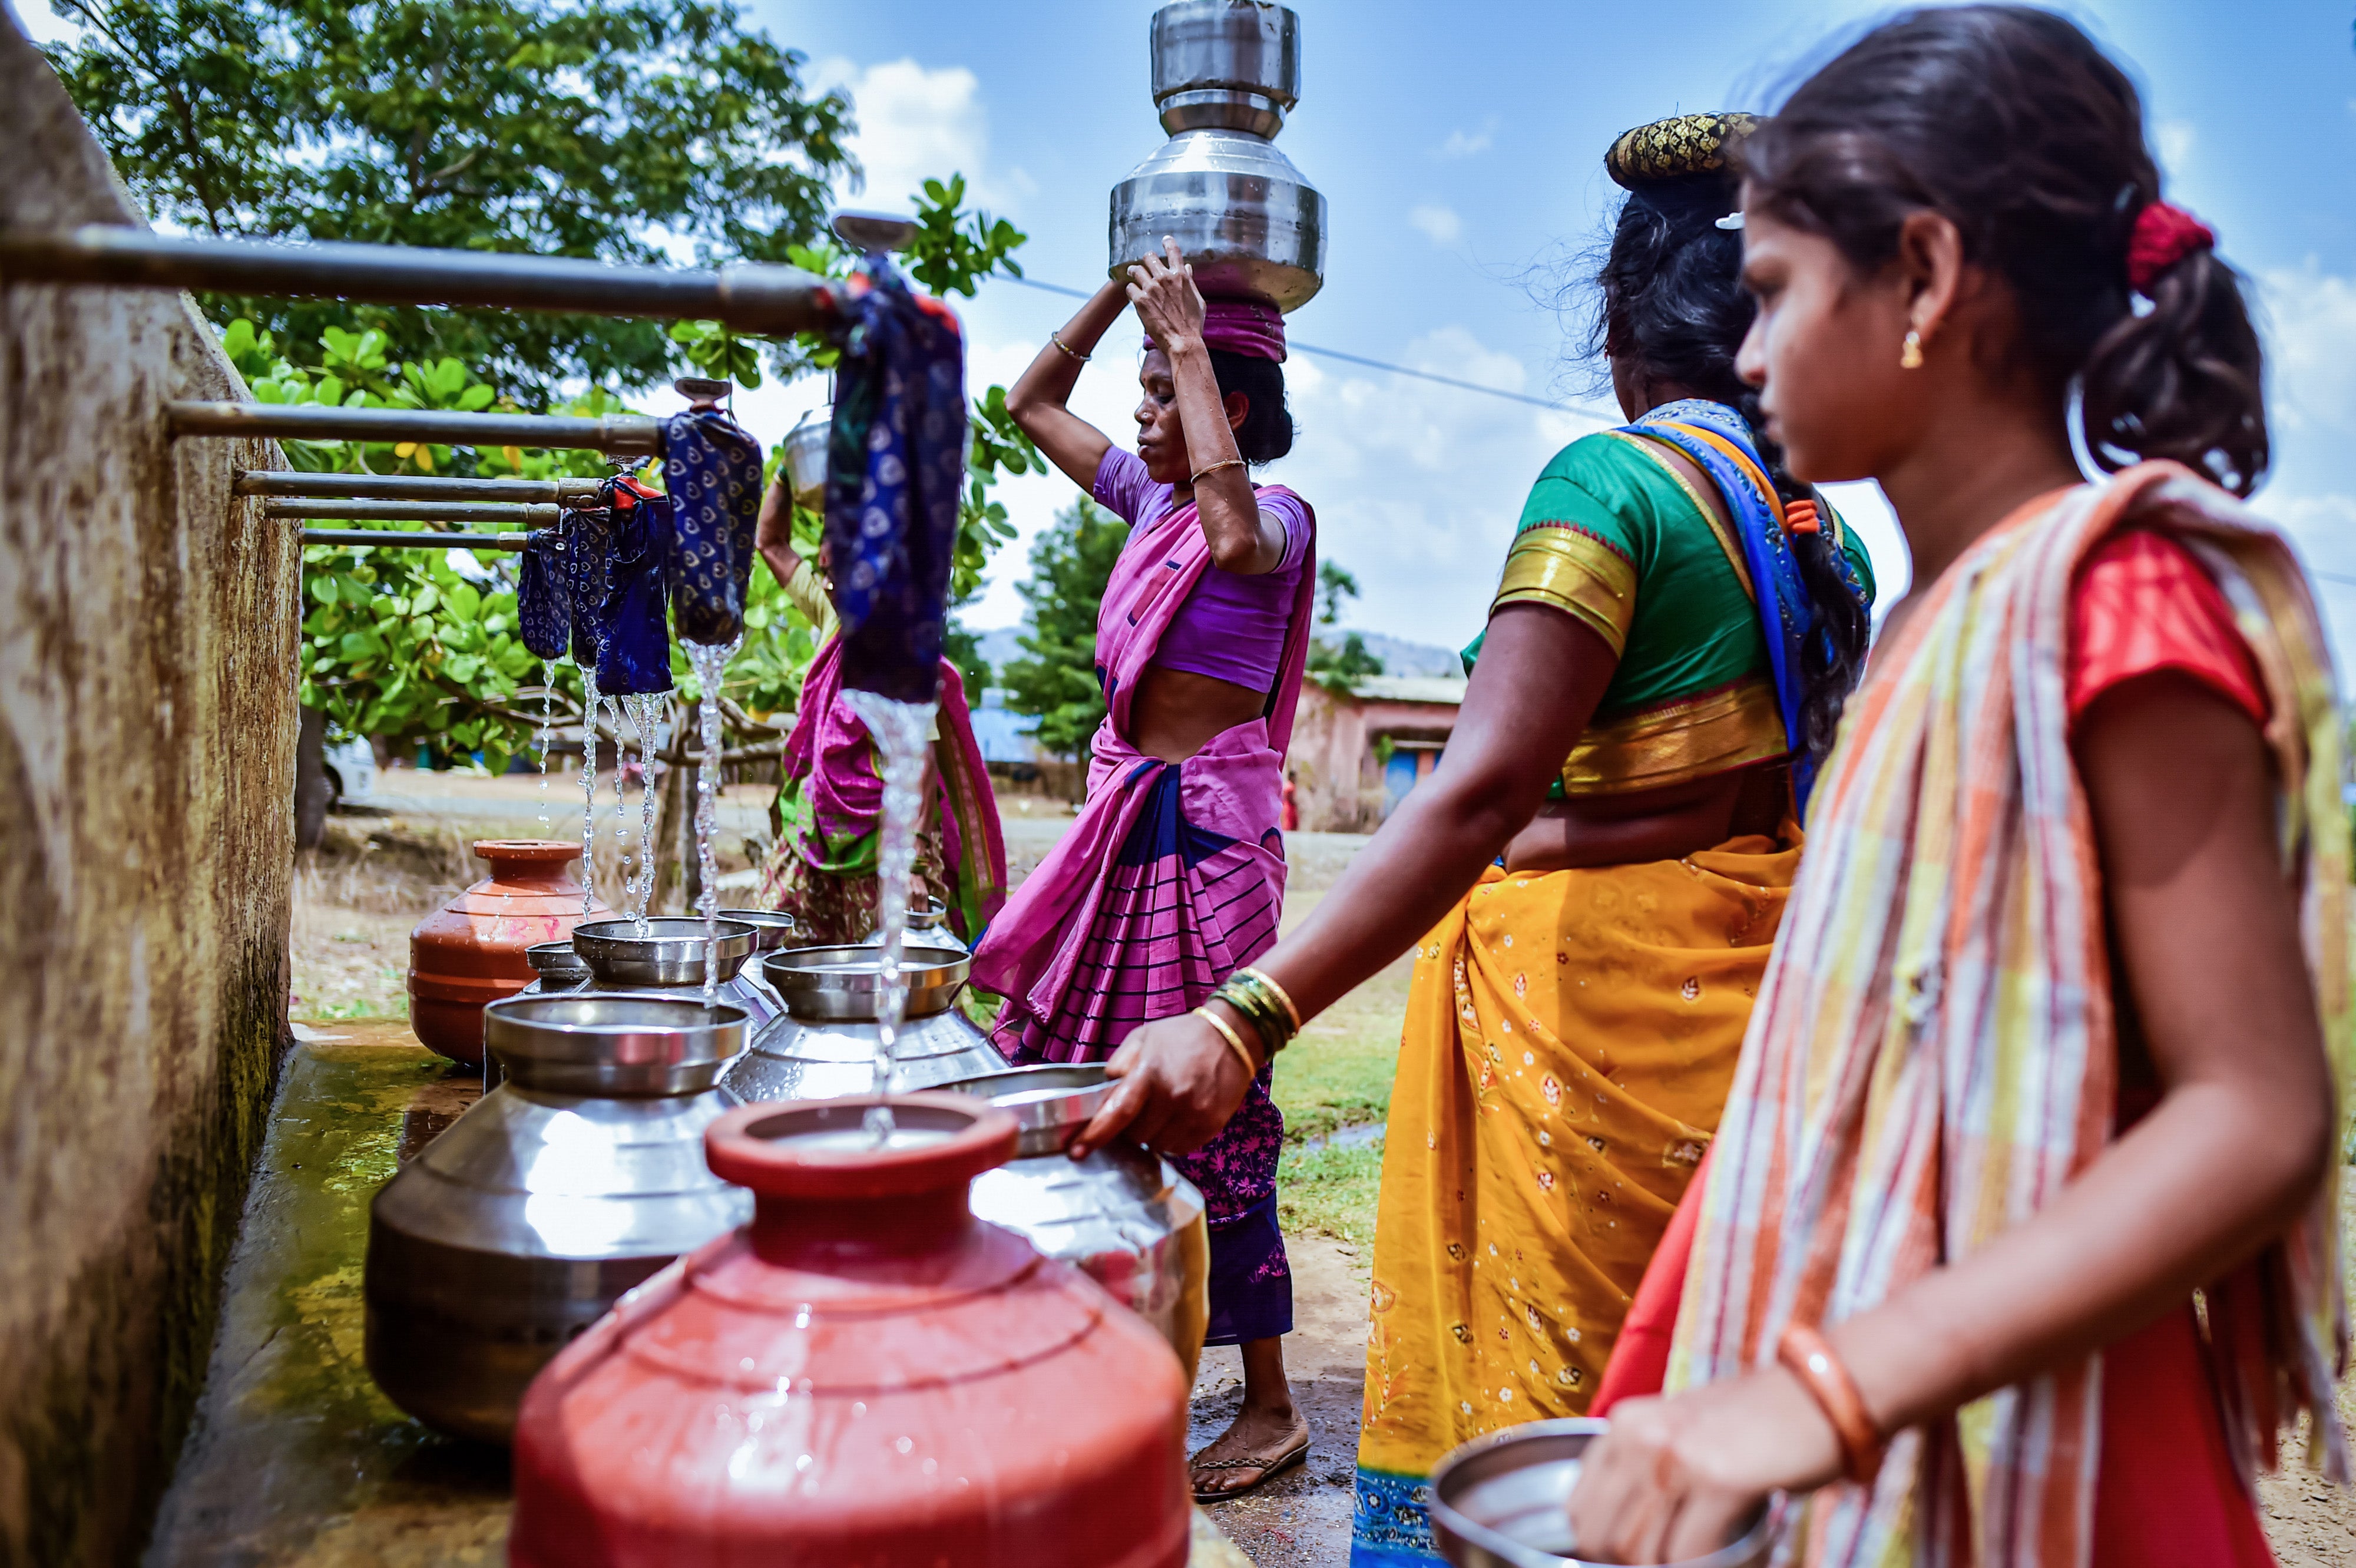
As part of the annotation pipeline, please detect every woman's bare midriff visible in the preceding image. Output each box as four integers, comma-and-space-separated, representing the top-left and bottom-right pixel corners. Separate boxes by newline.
1127, 663, 1269, 763
1501, 760, 1790, 873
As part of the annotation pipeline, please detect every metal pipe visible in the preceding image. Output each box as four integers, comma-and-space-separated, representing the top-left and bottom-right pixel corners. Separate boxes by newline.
301, 528, 527, 553
237, 470, 604, 505
0, 226, 836, 336
168, 400, 661, 454
264, 498, 560, 525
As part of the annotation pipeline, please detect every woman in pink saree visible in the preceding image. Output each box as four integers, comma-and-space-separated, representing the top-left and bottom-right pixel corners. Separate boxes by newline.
978, 240, 1317, 1498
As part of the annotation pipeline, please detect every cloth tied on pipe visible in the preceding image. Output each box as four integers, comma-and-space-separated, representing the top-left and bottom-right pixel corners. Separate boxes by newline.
594, 478, 674, 696
662, 410, 763, 647
518, 528, 570, 660
561, 507, 610, 669
822, 256, 968, 703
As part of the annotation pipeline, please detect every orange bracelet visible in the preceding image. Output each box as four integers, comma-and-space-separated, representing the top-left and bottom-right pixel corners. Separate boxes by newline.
1776, 1321, 1885, 1486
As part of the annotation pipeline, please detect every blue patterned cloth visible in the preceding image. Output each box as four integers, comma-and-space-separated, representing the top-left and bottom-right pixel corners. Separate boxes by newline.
1351, 1469, 1445, 1567
662, 411, 762, 649
822, 257, 968, 704
1622, 398, 1871, 813
561, 507, 609, 669
518, 528, 569, 661
594, 489, 674, 696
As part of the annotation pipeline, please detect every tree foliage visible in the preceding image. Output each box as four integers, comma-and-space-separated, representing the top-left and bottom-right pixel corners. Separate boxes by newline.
1306, 560, 1385, 692
1000, 500, 1130, 760
46, 0, 856, 398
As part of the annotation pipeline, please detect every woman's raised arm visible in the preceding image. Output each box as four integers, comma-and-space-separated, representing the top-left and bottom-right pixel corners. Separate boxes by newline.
1005, 279, 1129, 490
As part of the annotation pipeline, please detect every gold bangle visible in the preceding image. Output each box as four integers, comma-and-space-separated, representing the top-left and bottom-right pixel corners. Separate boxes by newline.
1050, 330, 1091, 362
1236, 967, 1302, 1031
1190, 456, 1245, 484
1193, 1006, 1261, 1080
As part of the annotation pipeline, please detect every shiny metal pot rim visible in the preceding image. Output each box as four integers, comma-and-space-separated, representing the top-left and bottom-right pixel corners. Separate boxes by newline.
573, 917, 756, 986
483, 992, 749, 1094
762, 943, 972, 1023
525, 940, 593, 979
1428, 1419, 1775, 1568
716, 909, 800, 952
935, 1064, 1112, 1158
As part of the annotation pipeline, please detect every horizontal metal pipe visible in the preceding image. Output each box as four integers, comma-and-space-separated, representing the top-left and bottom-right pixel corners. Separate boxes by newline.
237, 469, 604, 505
264, 498, 558, 525
301, 528, 527, 553
168, 400, 661, 454
0, 226, 836, 336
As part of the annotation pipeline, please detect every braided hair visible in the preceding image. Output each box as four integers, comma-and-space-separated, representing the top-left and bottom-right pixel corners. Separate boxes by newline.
1594, 113, 1871, 762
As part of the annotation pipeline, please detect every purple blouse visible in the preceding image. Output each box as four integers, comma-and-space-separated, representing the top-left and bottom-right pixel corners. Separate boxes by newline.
1092, 446, 1311, 692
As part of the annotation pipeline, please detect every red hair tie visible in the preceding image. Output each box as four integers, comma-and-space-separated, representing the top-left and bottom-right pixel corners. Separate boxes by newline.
1782, 498, 1822, 537
2126, 201, 2215, 296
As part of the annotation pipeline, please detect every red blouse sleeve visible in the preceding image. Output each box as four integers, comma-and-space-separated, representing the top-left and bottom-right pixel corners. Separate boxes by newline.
2067, 530, 2267, 729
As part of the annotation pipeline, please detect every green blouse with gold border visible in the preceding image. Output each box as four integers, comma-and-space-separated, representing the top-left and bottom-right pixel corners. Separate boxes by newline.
1468, 429, 1875, 796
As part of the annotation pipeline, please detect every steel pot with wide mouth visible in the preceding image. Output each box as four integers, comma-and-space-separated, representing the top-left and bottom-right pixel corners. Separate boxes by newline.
1428, 1419, 1778, 1568
720, 943, 1004, 1102
517, 939, 593, 997
939, 1063, 1210, 1380
568, 915, 778, 1033
364, 993, 753, 1444
858, 894, 967, 954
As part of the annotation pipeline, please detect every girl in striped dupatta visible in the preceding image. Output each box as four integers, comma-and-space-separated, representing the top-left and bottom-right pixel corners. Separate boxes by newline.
1570, 11, 2350, 1565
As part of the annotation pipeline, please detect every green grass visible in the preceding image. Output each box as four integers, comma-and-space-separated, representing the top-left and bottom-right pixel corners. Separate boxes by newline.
1277, 1137, 1386, 1246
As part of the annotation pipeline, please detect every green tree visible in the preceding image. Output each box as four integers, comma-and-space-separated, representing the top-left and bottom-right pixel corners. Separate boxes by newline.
1001, 500, 1130, 759
46, 0, 856, 399
1306, 560, 1384, 692
1316, 560, 1361, 626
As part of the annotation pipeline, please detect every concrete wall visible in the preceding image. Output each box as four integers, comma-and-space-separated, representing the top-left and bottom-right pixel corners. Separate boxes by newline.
1289, 683, 1460, 832
0, 24, 295, 1567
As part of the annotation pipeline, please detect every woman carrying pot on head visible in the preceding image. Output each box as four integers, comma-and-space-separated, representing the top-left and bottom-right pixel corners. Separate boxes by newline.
975, 239, 1318, 1500
1058, 119, 1878, 1563
1560, 10, 2348, 1565
750, 488, 1008, 948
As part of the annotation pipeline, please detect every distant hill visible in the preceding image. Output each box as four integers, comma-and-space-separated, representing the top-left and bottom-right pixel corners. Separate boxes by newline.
962, 624, 1464, 686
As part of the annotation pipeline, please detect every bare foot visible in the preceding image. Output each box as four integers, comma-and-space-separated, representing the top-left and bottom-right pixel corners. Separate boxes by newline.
1190, 1404, 1311, 1501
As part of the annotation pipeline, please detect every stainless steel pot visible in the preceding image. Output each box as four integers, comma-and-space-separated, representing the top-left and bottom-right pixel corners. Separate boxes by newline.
859, 895, 967, 954
783, 406, 829, 503
515, 939, 592, 998
717, 908, 796, 1014
1428, 1420, 1778, 1568
571, 915, 779, 1033
722, 944, 1004, 1101
939, 1064, 1210, 1380
364, 993, 753, 1444
1110, 1, 1325, 312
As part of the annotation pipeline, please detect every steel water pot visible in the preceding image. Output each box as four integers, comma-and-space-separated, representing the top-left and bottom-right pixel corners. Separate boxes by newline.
508, 1094, 1192, 1567
570, 915, 779, 1033
859, 894, 967, 953
516, 939, 591, 996
1428, 1420, 1778, 1568
363, 993, 752, 1444
939, 1063, 1210, 1379
722, 943, 1004, 1102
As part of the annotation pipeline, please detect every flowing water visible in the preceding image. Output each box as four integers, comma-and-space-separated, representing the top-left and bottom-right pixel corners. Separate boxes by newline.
841, 690, 938, 1144
604, 696, 636, 931
683, 639, 743, 1007
577, 666, 602, 915
535, 682, 554, 836
621, 694, 663, 927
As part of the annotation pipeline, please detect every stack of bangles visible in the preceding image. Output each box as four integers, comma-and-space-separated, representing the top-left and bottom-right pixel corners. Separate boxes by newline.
1194, 967, 1301, 1077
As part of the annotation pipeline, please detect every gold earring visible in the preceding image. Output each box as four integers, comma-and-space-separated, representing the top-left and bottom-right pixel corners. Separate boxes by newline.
1900, 330, 1924, 371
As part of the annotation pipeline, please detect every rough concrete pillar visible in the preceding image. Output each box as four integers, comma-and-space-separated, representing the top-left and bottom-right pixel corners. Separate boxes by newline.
0, 21, 296, 1567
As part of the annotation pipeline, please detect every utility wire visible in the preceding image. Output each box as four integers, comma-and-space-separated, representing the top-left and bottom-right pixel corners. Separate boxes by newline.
1000, 273, 1608, 420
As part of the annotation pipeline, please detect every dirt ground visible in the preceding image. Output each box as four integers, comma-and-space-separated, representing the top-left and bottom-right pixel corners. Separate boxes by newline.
289, 769, 2356, 1567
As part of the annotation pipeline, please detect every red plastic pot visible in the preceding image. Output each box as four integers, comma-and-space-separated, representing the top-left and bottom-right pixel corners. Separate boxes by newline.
408, 839, 606, 1066
509, 1093, 1191, 1568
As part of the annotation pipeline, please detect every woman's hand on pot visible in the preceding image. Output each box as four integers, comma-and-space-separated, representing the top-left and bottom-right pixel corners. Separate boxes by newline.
1127, 236, 1209, 356
1564, 1372, 1842, 1564
1070, 1006, 1255, 1158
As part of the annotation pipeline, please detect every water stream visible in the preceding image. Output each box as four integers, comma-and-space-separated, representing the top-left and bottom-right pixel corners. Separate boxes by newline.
604, 695, 636, 931
621, 694, 662, 927
841, 690, 938, 1144
683, 639, 742, 1007
535, 682, 554, 836
577, 666, 602, 915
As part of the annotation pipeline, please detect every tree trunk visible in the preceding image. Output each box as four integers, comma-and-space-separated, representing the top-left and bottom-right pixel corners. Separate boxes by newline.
651, 750, 698, 914
293, 705, 330, 850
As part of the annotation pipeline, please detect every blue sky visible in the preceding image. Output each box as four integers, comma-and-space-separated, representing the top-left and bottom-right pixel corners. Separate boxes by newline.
25, 0, 2356, 663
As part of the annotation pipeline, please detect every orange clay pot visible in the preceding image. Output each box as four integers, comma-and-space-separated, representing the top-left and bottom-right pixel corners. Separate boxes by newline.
508, 1093, 1192, 1568
407, 840, 606, 1066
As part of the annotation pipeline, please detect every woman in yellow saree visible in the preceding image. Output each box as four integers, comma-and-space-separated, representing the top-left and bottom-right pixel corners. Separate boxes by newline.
1063, 114, 1876, 1566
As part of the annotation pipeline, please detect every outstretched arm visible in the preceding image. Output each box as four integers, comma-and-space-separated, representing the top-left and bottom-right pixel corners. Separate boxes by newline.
1005, 279, 1128, 491
1069, 602, 1617, 1156
1564, 670, 2334, 1562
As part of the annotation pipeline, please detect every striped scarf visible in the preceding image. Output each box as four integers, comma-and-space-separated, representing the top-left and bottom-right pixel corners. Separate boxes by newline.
1666, 462, 2351, 1565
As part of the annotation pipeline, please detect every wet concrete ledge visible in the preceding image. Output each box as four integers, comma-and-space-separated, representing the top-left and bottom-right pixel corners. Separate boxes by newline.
145, 1020, 1250, 1567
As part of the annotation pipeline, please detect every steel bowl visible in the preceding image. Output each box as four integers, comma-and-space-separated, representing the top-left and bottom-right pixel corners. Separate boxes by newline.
718, 909, 800, 952
937, 1063, 1112, 1158
572, 916, 756, 987
760, 944, 974, 1024
482, 992, 749, 1096
525, 940, 593, 984
1428, 1420, 1776, 1568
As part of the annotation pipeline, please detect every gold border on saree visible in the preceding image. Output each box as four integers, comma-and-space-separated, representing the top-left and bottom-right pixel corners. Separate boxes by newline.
1492, 524, 1637, 656
1560, 674, 1788, 795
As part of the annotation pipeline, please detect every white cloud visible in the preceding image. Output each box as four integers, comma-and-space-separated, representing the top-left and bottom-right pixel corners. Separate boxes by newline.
2243, 263, 2356, 668
1437, 121, 1497, 160
811, 57, 1000, 217
2153, 118, 2197, 173
1408, 204, 1464, 246
8, 0, 81, 45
